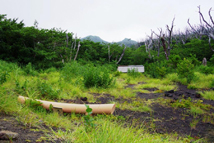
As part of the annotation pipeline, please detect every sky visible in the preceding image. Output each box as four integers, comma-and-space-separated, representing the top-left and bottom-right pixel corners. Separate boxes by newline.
0, 0, 213, 42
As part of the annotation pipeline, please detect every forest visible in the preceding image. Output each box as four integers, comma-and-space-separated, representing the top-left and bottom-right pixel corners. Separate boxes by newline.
0, 6, 214, 143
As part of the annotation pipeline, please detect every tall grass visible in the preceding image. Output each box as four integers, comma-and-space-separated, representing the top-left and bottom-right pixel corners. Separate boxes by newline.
72, 119, 187, 143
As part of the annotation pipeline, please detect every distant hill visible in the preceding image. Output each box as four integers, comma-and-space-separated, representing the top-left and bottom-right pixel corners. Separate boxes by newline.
81, 35, 108, 44
81, 36, 138, 47
117, 38, 138, 47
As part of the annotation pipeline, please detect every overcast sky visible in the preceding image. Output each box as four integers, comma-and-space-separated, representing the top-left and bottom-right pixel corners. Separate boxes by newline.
0, 0, 213, 42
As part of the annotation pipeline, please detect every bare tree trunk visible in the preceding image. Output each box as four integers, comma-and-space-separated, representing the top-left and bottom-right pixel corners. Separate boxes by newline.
161, 34, 169, 60
153, 28, 162, 57
202, 57, 207, 66
166, 17, 175, 56
117, 46, 127, 64
69, 41, 73, 61
74, 41, 81, 61
60, 54, 64, 64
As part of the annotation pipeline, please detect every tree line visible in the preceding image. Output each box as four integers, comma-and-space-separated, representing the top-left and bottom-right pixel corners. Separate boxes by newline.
0, 6, 213, 71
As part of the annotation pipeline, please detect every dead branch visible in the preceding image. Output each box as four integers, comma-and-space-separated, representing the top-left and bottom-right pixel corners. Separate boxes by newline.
117, 46, 127, 64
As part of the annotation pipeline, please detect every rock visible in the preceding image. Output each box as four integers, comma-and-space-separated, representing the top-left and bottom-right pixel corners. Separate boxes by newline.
165, 93, 169, 96
173, 97, 178, 100
80, 97, 87, 101
195, 93, 201, 98
165, 93, 173, 97
0, 130, 19, 140
168, 90, 174, 93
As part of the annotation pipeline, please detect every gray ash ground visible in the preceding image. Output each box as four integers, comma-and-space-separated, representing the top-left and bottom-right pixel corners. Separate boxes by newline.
91, 83, 214, 142
0, 113, 61, 143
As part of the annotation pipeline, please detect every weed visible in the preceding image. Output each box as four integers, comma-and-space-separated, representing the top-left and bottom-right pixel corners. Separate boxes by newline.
25, 99, 46, 113
190, 119, 200, 129
114, 70, 122, 77
37, 79, 59, 99
83, 104, 96, 132
189, 106, 204, 117
171, 98, 192, 108
0, 71, 9, 84
127, 68, 141, 78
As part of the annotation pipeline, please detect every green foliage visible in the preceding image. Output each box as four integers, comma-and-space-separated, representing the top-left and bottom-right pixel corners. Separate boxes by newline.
37, 80, 59, 99
177, 58, 194, 83
144, 61, 170, 78
0, 71, 9, 84
171, 98, 192, 108
23, 63, 38, 76
61, 62, 85, 81
197, 65, 213, 75
113, 70, 122, 77
83, 66, 114, 88
25, 99, 46, 112
83, 104, 96, 132
156, 67, 166, 78
0, 89, 18, 113
189, 54, 201, 66
127, 68, 141, 78
169, 54, 181, 68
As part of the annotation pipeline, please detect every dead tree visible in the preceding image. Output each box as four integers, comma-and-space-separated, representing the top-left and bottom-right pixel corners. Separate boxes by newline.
74, 41, 81, 61
188, 6, 214, 52
116, 46, 127, 64
202, 57, 207, 66
165, 17, 175, 56
161, 34, 169, 60
153, 28, 163, 57
145, 30, 154, 58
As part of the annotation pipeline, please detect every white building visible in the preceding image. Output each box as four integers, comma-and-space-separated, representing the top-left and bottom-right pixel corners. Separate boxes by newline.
117, 65, 144, 73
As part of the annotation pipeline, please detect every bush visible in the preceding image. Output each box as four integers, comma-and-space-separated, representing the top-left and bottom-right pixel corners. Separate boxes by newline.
156, 67, 166, 78
177, 58, 194, 83
61, 62, 85, 81
189, 54, 201, 66
24, 63, 38, 76
83, 67, 114, 88
114, 71, 122, 77
37, 80, 59, 99
169, 54, 181, 68
0, 71, 9, 84
197, 65, 213, 75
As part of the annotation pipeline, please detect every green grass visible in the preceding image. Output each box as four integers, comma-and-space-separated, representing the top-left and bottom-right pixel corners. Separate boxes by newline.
0, 60, 213, 142
199, 91, 214, 100
71, 118, 186, 143
189, 106, 205, 116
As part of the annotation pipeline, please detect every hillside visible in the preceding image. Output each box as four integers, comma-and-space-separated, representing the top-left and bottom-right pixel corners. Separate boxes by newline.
81, 35, 109, 44
81, 35, 138, 47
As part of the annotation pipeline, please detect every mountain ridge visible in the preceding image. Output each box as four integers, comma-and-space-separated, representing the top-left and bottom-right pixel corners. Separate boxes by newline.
81, 35, 138, 47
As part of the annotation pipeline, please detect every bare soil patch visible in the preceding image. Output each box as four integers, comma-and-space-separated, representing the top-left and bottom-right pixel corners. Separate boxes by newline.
0, 113, 61, 143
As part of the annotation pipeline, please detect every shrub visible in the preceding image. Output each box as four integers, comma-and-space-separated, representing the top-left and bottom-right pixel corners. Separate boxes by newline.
83, 67, 114, 88
37, 80, 59, 99
156, 67, 166, 78
61, 62, 85, 81
0, 71, 9, 84
189, 54, 201, 66
169, 54, 181, 68
177, 58, 195, 83
113, 71, 122, 77
24, 63, 38, 76
198, 65, 213, 75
